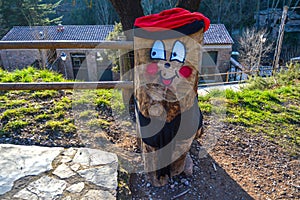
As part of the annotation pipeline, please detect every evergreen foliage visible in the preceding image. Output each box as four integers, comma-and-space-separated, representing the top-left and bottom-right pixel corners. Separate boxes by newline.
246, 63, 300, 90
0, 0, 62, 37
105, 22, 123, 72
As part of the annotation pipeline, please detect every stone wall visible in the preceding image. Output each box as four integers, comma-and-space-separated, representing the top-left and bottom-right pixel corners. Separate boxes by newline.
0, 49, 114, 81
1, 47, 232, 82
201, 45, 232, 82
58, 49, 113, 81
0, 49, 40, 71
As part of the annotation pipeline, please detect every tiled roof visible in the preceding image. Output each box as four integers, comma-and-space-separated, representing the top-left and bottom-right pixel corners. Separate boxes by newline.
1, 24, 233, 45
1, 25, 114, 41
204, 24, 234, 45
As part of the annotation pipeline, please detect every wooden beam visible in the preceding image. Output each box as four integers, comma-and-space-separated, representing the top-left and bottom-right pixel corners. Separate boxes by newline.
0, 40, 134, 50
0, 81, 133, 91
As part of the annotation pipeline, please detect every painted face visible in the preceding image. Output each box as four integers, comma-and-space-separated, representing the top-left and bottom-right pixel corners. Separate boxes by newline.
146, 40, 194, 87
138, 38, 198, 102
134, 32, 201, 104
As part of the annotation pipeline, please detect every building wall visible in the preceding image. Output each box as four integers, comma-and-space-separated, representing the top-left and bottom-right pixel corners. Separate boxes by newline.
0, 49, 41, 71
0, 49, 114, 81
0, 54, 3, 67
201, 45, 232, 82
1, 46, 232, 82
56, 49, 114, 81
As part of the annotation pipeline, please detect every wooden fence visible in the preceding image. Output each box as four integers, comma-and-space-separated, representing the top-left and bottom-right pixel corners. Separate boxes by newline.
0, 40, 133, 50
0, 40, 247, 90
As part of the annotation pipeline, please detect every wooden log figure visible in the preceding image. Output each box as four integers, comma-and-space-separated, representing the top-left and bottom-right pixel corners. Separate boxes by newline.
134, 8, 210, 187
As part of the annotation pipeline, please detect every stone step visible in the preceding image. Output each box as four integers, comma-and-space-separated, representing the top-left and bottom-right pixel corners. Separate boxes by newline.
0, 144, 118, 200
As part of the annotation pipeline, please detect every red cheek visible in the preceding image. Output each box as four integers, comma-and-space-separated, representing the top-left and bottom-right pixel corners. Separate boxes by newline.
146, 63, 158, 75
179, 66, 193, 78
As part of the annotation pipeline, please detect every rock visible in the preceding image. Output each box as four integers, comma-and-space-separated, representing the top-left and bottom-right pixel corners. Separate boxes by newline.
81, 190, 115, 200
0, 144, 62, 195
63, 148, 77, 156
66, 182, 85, 193
70, 163, 81, 171
53, 163, 76, 179
60, 156, 72, 163
78, 163, 118, 190
13, 176, 67, 200
72, 148, 117, 167
184, 180, 190, 186
62, 196, 72, 200
183, 153, 194, 176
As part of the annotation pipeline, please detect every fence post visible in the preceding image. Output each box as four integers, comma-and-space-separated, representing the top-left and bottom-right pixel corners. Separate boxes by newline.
226, 71, 229, 82
118, 35, 133, 112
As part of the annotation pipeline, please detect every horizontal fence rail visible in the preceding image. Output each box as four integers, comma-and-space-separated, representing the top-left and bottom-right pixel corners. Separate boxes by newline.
199, 71, 251, 77
0, 80, 246, 91
0, 40, 134, 50
198, 80, 246, 87
0, 40, 251, 88
0, 81, 134, 91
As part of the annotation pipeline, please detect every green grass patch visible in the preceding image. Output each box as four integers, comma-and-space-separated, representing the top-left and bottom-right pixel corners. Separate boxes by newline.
35, 113, 51, 121
79, 110, 98, 119
87, 118, 111, 129
198, 64, 299, 156
4, 120, 29, 131
45, 119, 76, 133
5, 99, 28, 108
0, 67, 66, 83
32, 90, 59, 99
53, 111, 65, 119
1, 108, 24, 120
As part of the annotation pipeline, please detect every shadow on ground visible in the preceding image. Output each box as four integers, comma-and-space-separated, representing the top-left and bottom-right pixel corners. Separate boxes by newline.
128, 143, 254, 200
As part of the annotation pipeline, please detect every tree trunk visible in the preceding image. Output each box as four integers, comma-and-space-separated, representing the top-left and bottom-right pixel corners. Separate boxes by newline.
176, 0, 202, 12
109, 0, 144, 39
109, 0, 202, 36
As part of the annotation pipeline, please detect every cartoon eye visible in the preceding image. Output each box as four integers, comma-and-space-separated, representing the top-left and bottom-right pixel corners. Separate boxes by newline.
150, 40, 166, 60
170, 41, 186, 63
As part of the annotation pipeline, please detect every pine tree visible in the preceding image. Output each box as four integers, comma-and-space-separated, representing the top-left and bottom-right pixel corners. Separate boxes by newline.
0, 0, 62, 37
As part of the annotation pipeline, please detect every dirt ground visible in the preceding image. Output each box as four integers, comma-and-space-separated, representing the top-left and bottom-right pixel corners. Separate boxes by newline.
1, 106, 299, 200
124, 116, 299, 200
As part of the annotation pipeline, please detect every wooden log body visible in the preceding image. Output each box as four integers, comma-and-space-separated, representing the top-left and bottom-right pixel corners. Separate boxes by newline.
134, 29, 204, 186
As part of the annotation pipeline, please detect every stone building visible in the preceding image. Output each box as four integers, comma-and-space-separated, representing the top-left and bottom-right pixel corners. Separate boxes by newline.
201, 24, 234, 82
0, 25, 115, 81
1, 24, 233, 82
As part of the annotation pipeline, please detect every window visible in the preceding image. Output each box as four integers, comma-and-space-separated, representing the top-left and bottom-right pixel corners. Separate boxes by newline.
202, 51, 218, 67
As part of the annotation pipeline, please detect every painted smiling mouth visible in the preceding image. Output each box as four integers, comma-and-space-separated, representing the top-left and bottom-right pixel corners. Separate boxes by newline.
160, 72, 177, 86
161, 77, 173, 86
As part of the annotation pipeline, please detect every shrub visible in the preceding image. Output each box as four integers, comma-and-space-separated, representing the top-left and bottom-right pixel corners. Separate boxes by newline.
246, 63, 299, 90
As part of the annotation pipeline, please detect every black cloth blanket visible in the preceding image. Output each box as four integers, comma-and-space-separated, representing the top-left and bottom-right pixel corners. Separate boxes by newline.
135, 97, 203, 178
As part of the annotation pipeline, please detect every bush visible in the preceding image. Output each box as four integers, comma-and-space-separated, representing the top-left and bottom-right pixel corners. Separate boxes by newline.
246, 63, 300, 90
105, 22, 124, 72
0, 67, 66, 83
